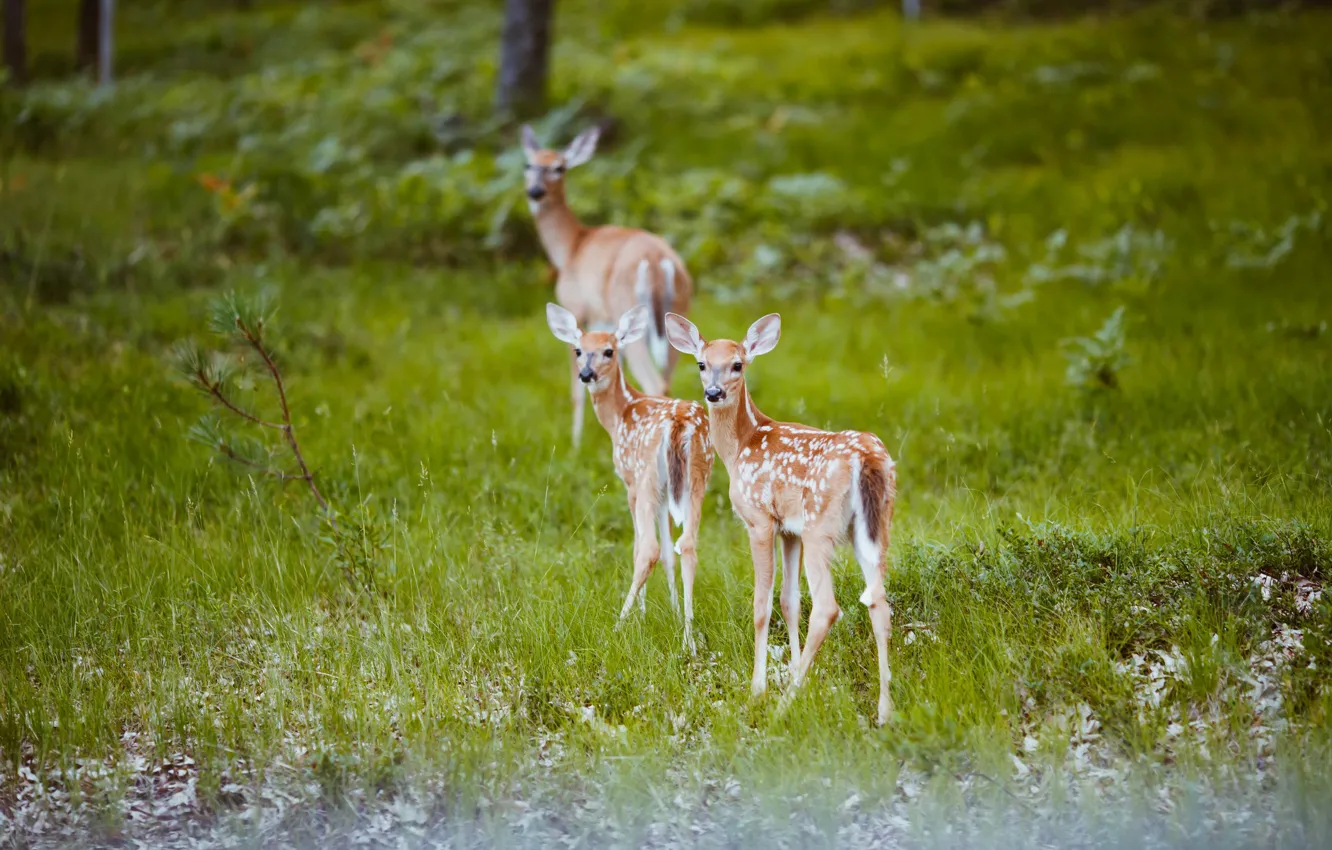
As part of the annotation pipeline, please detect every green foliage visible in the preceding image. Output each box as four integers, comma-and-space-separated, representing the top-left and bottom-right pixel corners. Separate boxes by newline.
3, 0, 1332, 842
679, 0, 884, 28
171, 291, 394, 598
1062, 306, 1130, 390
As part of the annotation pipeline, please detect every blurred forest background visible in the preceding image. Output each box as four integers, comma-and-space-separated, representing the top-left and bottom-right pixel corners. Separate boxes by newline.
2, 0, 1331, 847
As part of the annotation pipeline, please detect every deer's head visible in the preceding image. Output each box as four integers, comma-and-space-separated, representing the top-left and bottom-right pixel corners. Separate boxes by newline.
665, 313, 781, 406
546, 303, 649, 392
520, 125, 599, 209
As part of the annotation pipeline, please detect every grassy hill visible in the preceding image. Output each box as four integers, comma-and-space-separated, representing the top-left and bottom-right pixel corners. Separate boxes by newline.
2, 1, 1331, 846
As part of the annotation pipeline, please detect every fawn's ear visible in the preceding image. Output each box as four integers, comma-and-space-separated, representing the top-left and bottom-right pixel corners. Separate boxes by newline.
563, 126, 600, 169
521, 125, 541, 161
615, 305, 651, 346
665, 313, 705, 358
546, 303, 582, 345
743, 313, 781, 360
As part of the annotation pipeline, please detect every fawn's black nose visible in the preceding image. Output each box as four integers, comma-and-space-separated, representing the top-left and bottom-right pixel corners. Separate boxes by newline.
705, 386, 725, 403
579, 367, 595, 383
527, 185, 547, 201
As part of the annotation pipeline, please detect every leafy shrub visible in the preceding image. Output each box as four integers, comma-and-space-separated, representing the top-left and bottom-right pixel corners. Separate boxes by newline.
910, 221, 1024, 316
1062, 306, 1130, 390
1220, 211, 1323, 271
679, 0, 884, 27
1027, 225, 1172, 290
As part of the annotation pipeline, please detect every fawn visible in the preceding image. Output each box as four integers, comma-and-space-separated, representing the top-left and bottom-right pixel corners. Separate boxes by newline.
546, 303, 713, 652
522, 125, 694, 447
665, 312, 898, 725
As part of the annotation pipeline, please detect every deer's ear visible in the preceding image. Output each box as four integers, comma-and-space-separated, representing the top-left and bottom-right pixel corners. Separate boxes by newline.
546, 303, 582, 345
563, 126, 600, 169
665, 313, 705, 358
521, 124, 541, 160
743, 313, 781, 360
615, 305, 650, 346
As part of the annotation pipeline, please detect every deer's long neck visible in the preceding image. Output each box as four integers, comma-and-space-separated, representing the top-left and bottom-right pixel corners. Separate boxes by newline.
708, 383, 766, 470
533, 186, 585, 271
590, 366, 638, 439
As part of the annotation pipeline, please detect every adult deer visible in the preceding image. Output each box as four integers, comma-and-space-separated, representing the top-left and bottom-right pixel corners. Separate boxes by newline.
665, 312, 898, 725
522, 125, 694, 447
546, 303, 713, 652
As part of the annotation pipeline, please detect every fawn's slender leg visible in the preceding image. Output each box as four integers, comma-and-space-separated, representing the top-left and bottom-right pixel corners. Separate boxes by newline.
854, 501, 895, 726
782, 533, 839, 712
779, 534, 803, 665
676, 478, 705, 654
623, 338, 666, 397
748, 525, 777, 698
857, 547, 894, 726
657, 503, 679, 614
618, 490, 660, 622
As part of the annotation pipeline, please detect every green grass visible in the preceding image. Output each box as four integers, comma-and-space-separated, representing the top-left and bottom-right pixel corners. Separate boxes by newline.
2, 0, 1331, 845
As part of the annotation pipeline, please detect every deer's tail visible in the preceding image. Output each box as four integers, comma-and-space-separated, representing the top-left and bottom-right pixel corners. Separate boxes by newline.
636, 258, 675, 371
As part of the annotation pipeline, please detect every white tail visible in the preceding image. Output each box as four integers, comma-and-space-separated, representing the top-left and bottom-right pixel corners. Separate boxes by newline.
522, 126, 694, 446
546, 303, 713, 653
666, 311, 898, 726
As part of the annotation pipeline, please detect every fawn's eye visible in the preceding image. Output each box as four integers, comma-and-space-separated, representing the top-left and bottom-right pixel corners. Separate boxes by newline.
574, 348, 581, 356
732, 362, 743, 373
603, 348, 613, 358
698, 362, 705, 371
552, 165, 565, 176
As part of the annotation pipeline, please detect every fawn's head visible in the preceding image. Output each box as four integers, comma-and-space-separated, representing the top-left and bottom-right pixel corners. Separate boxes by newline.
546, 303, 649, 391
665, 313, 781, 406
521, 125, 599, 207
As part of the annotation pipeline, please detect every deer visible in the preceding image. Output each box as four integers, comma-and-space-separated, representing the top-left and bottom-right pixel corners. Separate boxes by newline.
665, 312, 898, 726
522, 125, 694, 448
545, 302, 713, 653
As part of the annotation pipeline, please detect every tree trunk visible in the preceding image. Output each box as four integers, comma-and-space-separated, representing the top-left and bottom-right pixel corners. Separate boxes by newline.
495, 0, 553, 118
98, 0, 113, 85
77, 0, 99, 74
3, 0, 26, 86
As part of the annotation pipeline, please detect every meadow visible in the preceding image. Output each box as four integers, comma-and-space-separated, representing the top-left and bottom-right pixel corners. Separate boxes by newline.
1, 0, 1331, 846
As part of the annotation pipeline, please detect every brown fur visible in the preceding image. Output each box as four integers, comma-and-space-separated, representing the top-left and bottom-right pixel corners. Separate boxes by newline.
859, 462, 887, 544
524, 145, 693, 407
553, 323, 713, 653
666, 314, 899, 726
668, 417, 688, 510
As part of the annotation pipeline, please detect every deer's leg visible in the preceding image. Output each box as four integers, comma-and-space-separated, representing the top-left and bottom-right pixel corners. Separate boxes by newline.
676, 470, 706, 655
623, 339, 667, 397
569, 348, 586, 448
747, 524, 777, 698
665, 344, 680, 395
779, 533, 803, 667
856, 542, 894, 727
782, 533, 839, 712
657, 502, 679, 615
617, 490, 660, 623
